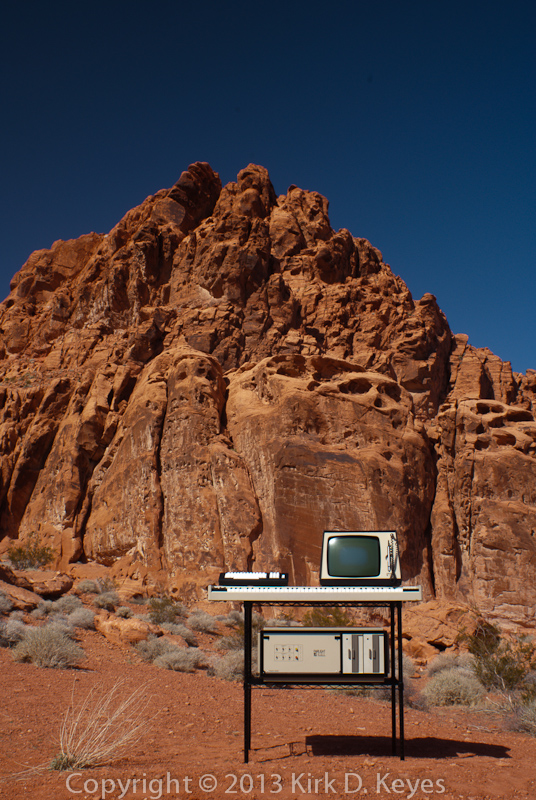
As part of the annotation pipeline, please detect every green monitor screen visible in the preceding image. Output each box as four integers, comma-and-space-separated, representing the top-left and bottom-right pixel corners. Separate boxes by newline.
327, 535, 381, 578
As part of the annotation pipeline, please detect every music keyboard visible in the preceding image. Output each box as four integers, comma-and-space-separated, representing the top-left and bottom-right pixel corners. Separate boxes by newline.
207, 585, 422, 602
219, 571, 289, 586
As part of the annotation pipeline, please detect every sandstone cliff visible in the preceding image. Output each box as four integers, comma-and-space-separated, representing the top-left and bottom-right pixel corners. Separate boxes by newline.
1, 162, 535, 625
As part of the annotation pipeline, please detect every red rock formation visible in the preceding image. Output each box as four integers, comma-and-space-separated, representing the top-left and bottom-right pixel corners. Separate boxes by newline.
0, 162, 535, 625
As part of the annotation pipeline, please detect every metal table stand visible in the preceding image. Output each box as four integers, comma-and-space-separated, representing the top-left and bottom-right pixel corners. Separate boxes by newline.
242, 599, 405, 763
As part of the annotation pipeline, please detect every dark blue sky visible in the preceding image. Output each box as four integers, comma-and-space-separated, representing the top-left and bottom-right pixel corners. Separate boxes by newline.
1, 1, 534, 373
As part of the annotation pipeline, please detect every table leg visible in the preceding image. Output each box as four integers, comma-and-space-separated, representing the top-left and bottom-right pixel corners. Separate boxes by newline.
390, 603, 397, 755
244, 602, 252, 763
397, 602, 405, 760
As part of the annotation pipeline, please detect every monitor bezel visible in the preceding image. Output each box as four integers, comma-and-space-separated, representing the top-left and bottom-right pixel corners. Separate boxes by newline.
319, 530, 401, 586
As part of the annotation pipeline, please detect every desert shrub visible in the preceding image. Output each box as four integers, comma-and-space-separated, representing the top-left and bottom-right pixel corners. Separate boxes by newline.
115, 606, 133, 619
186, 610, 218, 634
522, 671, 536, 702
53, 595, 83, 614
93, 591, 120, 611
76, 577, 117, 596
423, 668, 484, 707
395, 652, 416, 681
3, 618, 27, 645
427, 652, 458, 676
0, 618, 27, 647
147, 596, 187, 625
7, 533, 55, 570
224, 610, 265, 630
12, 626, 84, 668
132, 612, 151, 623
217, 633, 246, 651
68, 608, 95, 630
212, 650, 246, 681
218, 610, 265, 651
373, 653, 417, 706
95, 577, 117, 593
31, 600, 55, 619
153, 647, 205, 672
46, 616, 76, 637
133, 636, 204, 672
302, 606, 354, 627
0, 591, 13, 615
50, 681, 153, 770
133, 636, 175, 663
224, 609, 244, 627
427, 651, 475, 677
75, 579, 100, 595
0, 622, 9, 648
460, 619, 536, 695
510, 699, 536, 736
161, 622, 198, 647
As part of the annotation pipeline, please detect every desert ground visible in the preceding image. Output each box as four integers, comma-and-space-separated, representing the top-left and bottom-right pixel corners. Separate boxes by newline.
1, 597, 535, 800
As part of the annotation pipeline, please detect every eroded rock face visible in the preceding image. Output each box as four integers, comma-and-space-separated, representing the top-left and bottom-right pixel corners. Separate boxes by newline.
226, 354, 435, 589
0, 162, 535, 625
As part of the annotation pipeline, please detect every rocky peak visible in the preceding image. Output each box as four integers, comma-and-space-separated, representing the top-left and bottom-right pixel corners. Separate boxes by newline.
0, 163, 535, 629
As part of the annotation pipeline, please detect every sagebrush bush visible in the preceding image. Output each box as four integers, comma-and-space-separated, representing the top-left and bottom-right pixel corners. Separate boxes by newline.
224, 610, 265, 630
211, 650, 246, 681
0, 618, 26, 647
427, 651, 475, 677
460, 618, 536, 694
77, 577, 117, 595
427, 652, 458, 676
0, 622, 9, 648
115, 606, 133, 619
0, 591, 13, 615
68, 608, 95, 630
46, 616, 76, 637
217, 610, 265, 650
522, 671, 536, 702
148, 597, 187, 625
12, 626, 85, 668
133, 636, 205, 672
53, 595, 83, 614
186, 610, 218, 634
423, 667, 484, 707
132, 612, 151, 623
31, 601, 54, 619
95, 577, 117, 593
3, 618, 27, 645
372, 653, 418, 706
7, 533, 55, 570
75, 579, 99, 595
396, 653, 416, 682
161, 622, 198, 647
510, 699, 536, 736
217, 633, 245, 651
224, 610, 244, 627
93, 591, 120, 611
153, 648, 205, 672
133, 636, 175, 663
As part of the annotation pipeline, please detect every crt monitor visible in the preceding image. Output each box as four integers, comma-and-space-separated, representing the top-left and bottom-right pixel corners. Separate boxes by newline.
320, 530, 401, 586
